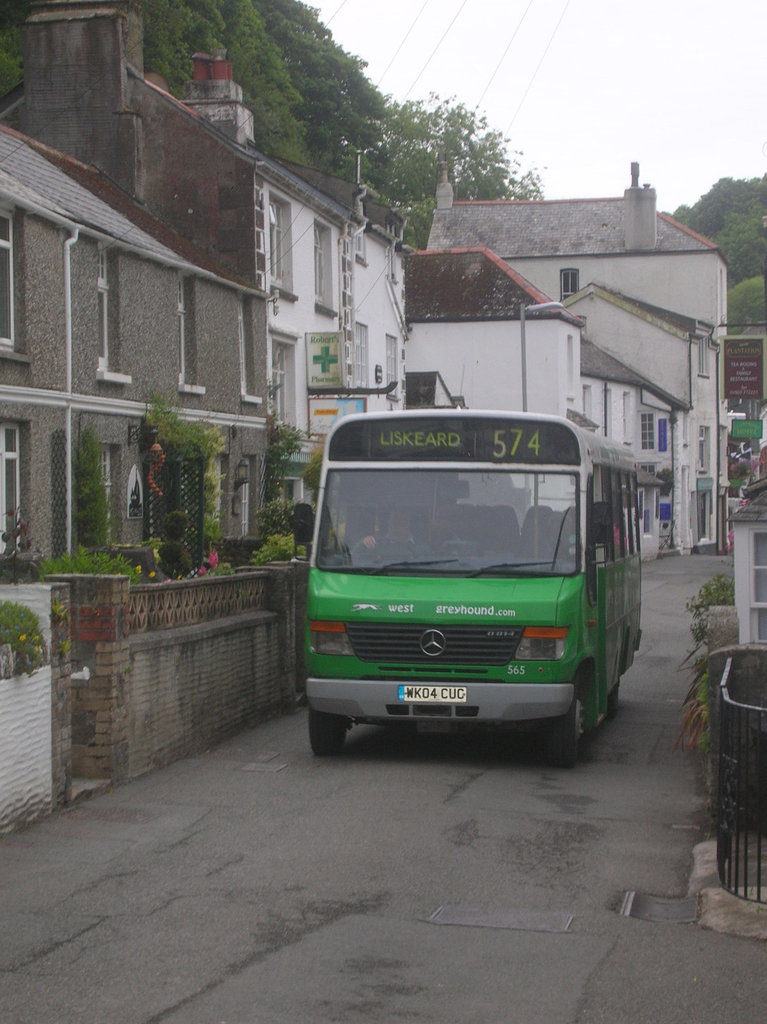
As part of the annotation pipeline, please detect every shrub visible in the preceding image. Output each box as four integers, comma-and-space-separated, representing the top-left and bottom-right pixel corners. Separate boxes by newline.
158, 510, 192, 579
256, 498, 295, 538
251, 535, 305, 565
40, 546, 142, 583
0, 601, 45, 675
74, 427, 110, 547
676, 573, 735, 752
686, 573, 735, 649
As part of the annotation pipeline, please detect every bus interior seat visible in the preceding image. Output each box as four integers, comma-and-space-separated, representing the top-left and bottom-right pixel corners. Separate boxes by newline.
478, 506, 521, 554
521, 505, 557, 557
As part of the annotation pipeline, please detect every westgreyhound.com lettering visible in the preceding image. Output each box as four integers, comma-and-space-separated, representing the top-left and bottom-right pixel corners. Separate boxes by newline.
378, 429, 461, 448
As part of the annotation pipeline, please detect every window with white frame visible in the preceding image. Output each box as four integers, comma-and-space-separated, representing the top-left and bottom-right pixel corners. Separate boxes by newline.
238, 297, 260, 402
386, 243, 398, 283
271, 336, 296, 423
0, 212, 13, 346
176, 275, 201, 393
354, 322, 368, 387
752, 532, 767, 640
386, 334, 398, 391
622, 392, 631, 443
641, 412, 655, 450
354, 226, 366, 263
97, 246, 109, 371
314, 221, 333, 307
567, 334, 574, 393
698, 336, 709, 376
698, 425, 711, 471
269, 196, 292, 289
560, 267, 579, 300
177, 274, 187, 384
1, 424, 19, 554
582, 384, 592, 422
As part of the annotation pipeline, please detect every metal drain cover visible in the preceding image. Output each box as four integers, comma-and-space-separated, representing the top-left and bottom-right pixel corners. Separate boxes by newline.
621, 891, 698, 923
428, 904, 573, 932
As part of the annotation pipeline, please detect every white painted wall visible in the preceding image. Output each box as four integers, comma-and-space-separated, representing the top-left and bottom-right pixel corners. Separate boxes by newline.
508, 249, 726, 328
264, 183, 406, 438
0, 666, 52, 832
406, 318, 579, 416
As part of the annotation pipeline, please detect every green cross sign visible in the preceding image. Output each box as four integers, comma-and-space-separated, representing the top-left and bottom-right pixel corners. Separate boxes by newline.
307, 332, 343, 388
313, 344, 338, 375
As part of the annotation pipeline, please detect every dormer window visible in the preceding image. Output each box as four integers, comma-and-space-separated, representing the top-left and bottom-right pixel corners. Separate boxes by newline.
560, 268, 579, 300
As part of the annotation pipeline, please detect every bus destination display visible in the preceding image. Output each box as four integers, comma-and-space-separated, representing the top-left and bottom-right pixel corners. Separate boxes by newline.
329, 417, 581, 465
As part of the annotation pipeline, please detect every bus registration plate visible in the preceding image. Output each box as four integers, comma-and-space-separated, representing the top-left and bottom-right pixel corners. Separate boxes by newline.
398, 685, 467, 703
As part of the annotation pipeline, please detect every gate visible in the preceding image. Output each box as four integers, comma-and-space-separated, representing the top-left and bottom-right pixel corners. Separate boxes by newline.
717, 657, 767, 903
143, 455, 205, 571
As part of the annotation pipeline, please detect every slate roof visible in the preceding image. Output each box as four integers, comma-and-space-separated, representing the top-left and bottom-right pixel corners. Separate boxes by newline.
580, 337, 688, 411
428, 198, 719, 257
405, 247, 581, 324
0, 122, 251, 288
271, 157, 405, 236
569, 282, 713, 336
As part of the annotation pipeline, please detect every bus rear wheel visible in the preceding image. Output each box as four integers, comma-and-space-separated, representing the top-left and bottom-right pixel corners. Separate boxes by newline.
308, 708, 348, 755
544, 696, 581, 769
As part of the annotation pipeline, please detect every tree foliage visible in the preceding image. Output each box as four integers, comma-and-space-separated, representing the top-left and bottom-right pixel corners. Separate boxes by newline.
370, 95, 542, 248
0, 0, 539, 233
673, 176, 767, 288
727, 276, 765, 330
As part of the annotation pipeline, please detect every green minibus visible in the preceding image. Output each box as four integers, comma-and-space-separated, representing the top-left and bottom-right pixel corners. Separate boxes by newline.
305, 410, 641, 766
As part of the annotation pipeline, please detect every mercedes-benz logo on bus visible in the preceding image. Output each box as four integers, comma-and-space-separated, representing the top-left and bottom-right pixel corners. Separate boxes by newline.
420, 628, 447, 657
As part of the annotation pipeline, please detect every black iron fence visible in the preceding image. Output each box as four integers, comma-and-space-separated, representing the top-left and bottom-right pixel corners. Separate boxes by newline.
717, 656, 767, 903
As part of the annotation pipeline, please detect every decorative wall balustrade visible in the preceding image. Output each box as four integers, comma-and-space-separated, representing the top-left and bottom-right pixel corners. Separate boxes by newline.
127, 571, 268, 634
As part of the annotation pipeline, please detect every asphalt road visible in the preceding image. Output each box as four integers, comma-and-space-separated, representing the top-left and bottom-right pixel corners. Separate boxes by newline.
2, 553, 766, 1024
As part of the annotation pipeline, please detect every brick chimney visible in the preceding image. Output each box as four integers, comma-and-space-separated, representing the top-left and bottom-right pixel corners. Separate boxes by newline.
624, 161, 657, 251
21, 0, 144, 196
435, 153, 454, 211
183, 51, 254, 147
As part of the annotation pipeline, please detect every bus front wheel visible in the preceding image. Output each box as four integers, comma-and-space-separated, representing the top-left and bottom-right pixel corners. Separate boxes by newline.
308, 708, 348, 755
544, 696, 581, 769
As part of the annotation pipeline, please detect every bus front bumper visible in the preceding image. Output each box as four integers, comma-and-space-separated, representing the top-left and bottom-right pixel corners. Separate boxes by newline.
306, 677, 574, 724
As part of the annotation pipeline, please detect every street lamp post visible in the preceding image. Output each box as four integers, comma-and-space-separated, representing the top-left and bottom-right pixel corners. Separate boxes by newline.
519, 301, 566, 412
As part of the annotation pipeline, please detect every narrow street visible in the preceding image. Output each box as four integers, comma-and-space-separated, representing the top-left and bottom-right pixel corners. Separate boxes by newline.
2, 554, 765, 1024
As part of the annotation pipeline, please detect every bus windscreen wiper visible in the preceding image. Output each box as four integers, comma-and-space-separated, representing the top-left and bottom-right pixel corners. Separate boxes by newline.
469, 561, 556, 577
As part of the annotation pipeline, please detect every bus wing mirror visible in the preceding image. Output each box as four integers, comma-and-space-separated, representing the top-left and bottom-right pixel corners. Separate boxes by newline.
293, 502, 315, 545
591, 501, 612, 545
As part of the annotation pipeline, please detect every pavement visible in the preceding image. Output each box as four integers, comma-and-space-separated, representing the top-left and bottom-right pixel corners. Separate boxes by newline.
690, 840, 767, 940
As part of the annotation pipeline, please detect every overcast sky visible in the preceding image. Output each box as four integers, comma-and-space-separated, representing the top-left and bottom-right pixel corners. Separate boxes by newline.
313, 0, 767, 214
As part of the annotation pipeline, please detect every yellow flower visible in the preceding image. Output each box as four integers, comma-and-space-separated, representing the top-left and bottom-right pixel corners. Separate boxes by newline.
19, 633, 26, 642
135, 564, 142, 573
149, 571, 156, 578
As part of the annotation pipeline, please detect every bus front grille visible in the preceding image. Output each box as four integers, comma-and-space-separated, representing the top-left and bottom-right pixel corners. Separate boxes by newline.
345, 623, 522, 665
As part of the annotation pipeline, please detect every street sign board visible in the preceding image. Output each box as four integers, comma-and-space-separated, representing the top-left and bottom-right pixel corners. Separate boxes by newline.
722, 335, 767, 400
731, 419, 763, 439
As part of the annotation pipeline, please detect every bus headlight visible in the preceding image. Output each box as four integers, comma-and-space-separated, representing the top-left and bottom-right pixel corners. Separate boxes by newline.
309, 620, 354, 656
516, 626, 568, 661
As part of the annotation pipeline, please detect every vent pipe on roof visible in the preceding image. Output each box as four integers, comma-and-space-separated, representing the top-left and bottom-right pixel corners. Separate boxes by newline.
624, 161, 657, 251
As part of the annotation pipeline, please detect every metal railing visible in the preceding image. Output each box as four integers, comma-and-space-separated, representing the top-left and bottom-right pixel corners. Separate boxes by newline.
717, 657, 767, 903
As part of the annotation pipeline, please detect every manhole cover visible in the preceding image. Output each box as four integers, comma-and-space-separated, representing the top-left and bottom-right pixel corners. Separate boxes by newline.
427, 904, 573, 932
620, 891, 698, 923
